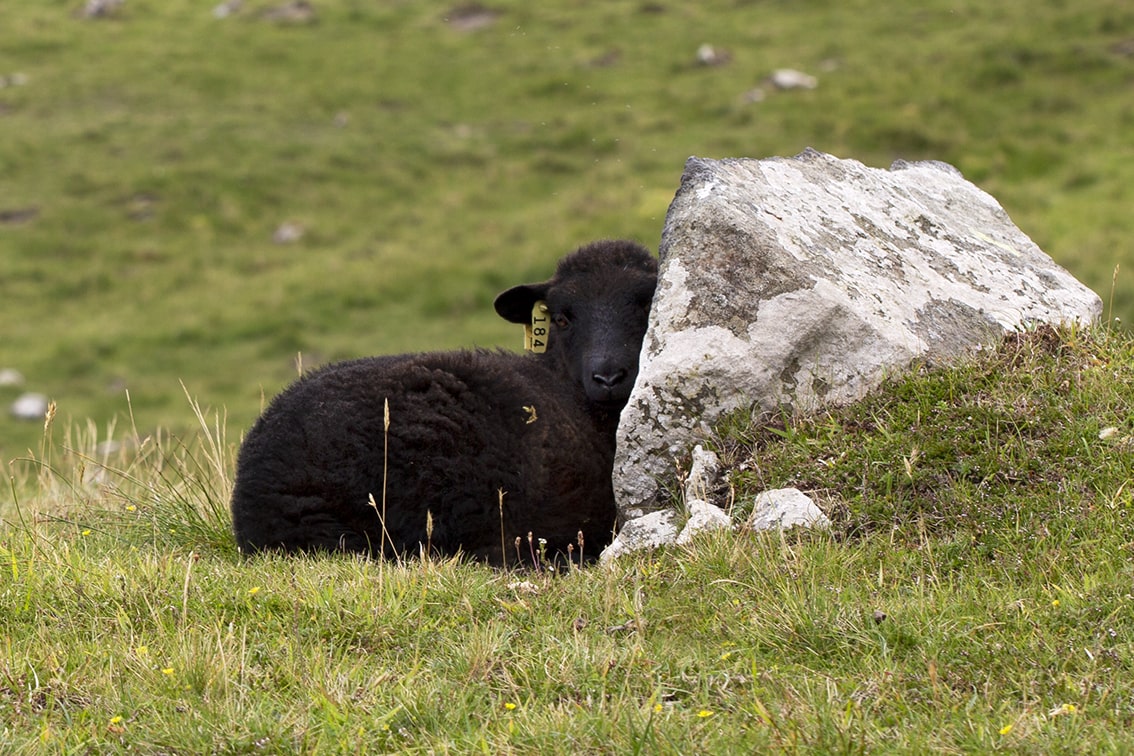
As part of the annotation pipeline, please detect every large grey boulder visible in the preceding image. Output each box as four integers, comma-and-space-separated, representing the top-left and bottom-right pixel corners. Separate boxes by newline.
615, 149, 1102, 518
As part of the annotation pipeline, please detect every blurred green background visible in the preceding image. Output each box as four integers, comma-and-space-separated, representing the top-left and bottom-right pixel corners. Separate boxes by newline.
2, 0, 1132, 457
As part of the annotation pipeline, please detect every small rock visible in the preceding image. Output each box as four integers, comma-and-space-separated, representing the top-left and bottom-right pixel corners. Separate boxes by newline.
10, 392, 49, 422
600, 510, 679, 563
213, 0, 242, 18
0, 368, 25, 387
746, 488, 830, 532
676, 500, 732, 545
696, 44, 731, 66
0, 207, 40, 225
446, 4, 499, 32
507, 580, 539, 595
262, 0, 316, 24
81, 0, 124, 18
769, 68, 818, 90
683, 444, 723, 504
272, 221, 305, 244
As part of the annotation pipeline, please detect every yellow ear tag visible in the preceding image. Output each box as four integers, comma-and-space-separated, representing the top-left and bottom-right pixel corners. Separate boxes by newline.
524, 301, 549, 353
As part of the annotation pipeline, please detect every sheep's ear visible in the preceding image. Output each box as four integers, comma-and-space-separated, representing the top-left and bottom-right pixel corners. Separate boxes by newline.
494, 283, 549, 324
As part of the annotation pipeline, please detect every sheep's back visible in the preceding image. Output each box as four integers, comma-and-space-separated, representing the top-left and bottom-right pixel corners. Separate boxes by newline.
231, 349, 619, 563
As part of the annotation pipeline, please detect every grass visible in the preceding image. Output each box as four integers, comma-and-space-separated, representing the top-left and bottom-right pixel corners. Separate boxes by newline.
3, 1, 1134, 750
2, 326, 1133, 752
3, 0, 1134, 455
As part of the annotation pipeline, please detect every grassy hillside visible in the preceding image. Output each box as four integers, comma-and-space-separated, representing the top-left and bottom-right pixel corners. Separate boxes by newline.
2, 0, 1134, 455
2, 325, 1132, 752
5, 4, 1134, 752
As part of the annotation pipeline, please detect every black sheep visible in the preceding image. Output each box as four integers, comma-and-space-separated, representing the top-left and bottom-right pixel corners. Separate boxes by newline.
230, 240, 658, 565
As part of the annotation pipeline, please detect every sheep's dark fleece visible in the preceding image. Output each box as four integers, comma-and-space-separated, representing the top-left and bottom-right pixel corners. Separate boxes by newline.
230, 240, 658, 565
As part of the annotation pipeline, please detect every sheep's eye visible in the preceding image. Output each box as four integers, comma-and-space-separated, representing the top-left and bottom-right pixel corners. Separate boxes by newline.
553, 313, 570, 328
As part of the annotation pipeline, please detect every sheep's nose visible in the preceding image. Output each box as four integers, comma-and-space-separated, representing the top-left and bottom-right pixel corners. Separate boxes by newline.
592, 368, 628, 388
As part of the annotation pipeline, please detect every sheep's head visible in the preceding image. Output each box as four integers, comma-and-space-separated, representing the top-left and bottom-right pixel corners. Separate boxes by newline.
495, 240, 658, 409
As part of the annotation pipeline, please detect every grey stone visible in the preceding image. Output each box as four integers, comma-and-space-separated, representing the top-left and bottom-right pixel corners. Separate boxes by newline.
599, 509, 679, 563
213, 0, 243, 18
261, 0, 316, 24
770, 69, 818, 90
602, 445, 733, 559
746, 488, 830, 531
682, 444, 723, 508
82, 0, 124, 18
675, 500, 732, 545
272, 221, 305, 244
446, 5, 500, 32
0, 368, 24, 387
696, 44, 731, 67
614, 149, 1102, 516
10, 392, 49, 422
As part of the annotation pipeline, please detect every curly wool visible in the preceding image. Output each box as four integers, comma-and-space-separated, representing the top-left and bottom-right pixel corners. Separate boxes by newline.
230, 240, 658, 565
